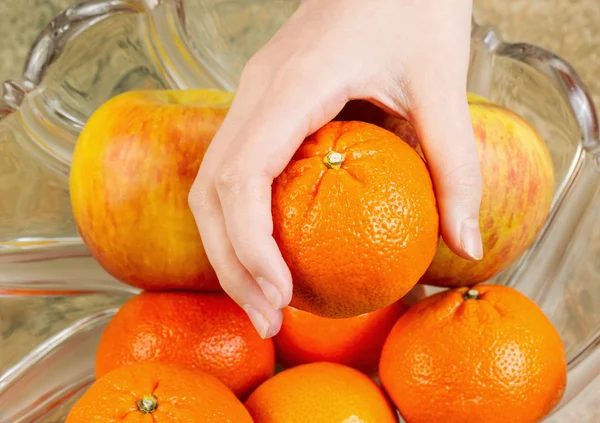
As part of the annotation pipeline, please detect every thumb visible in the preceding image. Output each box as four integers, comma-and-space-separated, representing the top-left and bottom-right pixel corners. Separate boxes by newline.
410, 92, 483, 261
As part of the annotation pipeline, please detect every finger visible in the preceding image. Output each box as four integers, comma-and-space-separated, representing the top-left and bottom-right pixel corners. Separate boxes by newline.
214, 75, 349, 309
215, 169, 292, 310
410, 91, 483, 261
188, 182, 283, 338
189, 60, 277, 336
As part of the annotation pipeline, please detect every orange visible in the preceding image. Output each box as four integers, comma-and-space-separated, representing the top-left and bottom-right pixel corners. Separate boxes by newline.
272, 120, 439, 318
379, 284, 567, 423
244, 361, 398, 422
95, 291, 275, 398
66, 362, 253, 422
274, 300, 407, 375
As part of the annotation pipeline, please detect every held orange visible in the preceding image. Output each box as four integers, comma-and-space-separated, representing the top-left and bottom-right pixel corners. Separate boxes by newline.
274, 300, 407, 375
272, 121, 439, 318
245, 361, 398, 423
379, 284, 567, 423
335, 95, 555, 288
66, 362, 253, 422
95, 291, 275, 399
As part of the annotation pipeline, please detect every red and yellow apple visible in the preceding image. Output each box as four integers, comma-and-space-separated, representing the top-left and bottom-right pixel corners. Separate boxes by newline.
418, 93, 555, 286
69, 89, 234, 291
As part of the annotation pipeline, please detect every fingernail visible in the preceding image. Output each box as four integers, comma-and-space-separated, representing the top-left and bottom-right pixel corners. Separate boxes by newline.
256, 277, 283, 310
460, 218, 483, 261
243, 305, 270, 339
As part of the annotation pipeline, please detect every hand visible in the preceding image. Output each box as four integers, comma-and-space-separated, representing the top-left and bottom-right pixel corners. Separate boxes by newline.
189, 0, 483, 338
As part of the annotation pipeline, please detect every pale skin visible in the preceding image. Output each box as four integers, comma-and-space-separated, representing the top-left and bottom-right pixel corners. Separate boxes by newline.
189, 0, 483, 338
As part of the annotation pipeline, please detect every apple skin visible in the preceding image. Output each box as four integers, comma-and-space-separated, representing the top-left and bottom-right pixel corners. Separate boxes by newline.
70, 89, 234, 291
418, 94, 555, 287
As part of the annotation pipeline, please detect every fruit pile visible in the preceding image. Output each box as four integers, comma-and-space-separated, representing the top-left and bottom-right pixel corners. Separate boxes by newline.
66, 89, 566, 423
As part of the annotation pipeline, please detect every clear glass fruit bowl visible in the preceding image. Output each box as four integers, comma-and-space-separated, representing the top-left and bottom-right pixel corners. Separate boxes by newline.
1, 1, 600, 422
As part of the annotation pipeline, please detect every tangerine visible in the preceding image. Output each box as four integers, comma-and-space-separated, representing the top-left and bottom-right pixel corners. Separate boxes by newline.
95, 291, 275, 398
272, 120, 439, 318
274, 299, 407, 374
245, 361, 398, 423
379, 284, 567, 423
66, 362, 253, 422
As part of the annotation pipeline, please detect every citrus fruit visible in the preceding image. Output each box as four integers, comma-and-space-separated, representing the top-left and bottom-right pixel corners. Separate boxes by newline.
274, 300, 407, 374
95, 291, 275, 398
379, 284, 567, 423
272, 120, 439, 318
245, 361, 398, 422
66, 362, 253, 422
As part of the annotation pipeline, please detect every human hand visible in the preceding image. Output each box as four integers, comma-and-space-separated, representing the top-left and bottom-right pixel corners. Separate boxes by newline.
189, 0, 482, 338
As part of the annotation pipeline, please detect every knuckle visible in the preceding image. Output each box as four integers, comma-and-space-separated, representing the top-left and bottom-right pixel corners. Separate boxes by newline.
214, 159, 267, 199
218, 269, 254, 305
187, 185, 210, 214
214, 163, 248, 196
217, 273, 247, 304
234, 244, 263, 273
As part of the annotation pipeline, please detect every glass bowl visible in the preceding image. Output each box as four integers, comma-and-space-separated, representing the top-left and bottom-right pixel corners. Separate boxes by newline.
1, 1, 599, 422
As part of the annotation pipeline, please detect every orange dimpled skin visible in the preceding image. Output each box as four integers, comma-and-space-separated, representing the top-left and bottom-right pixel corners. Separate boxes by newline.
245, 362, 398, 423
379, 284, 567, 423
274, 300, 407, 375
95, 291, 275, 399
272, 121, 439, 318
66, 362, 253, 422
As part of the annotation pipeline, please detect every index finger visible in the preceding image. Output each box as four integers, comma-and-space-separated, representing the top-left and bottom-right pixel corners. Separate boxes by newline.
213, 76, 349, 310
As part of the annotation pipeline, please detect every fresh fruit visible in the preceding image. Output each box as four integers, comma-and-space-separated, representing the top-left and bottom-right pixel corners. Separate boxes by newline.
274, 300, 407, 375
379, 284, 567, 423
245, 361, 398, 422
65, 362, 253, 422
95, 291, 275, 398
70, 89, 234, 291
272, 120, 439, 318
418, 94, 554, 286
